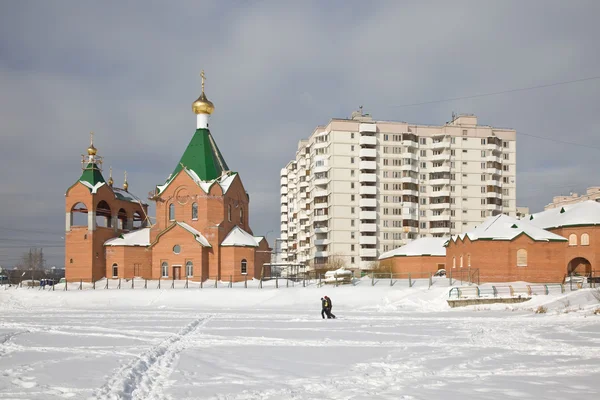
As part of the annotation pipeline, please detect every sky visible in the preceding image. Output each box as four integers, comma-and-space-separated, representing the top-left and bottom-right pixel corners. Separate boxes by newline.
0, 0, 599, 267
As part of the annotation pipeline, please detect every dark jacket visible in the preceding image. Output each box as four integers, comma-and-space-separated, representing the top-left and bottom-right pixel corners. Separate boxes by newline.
321, 298, 329, 309
325, 296, 332, 309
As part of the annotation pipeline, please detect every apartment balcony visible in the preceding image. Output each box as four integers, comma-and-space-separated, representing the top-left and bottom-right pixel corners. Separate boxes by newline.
401, 164, 418, 171
486, 203, 503, 211
280, 168, 288, 177
360, 223, 377, 232
313, 177, 328, 186
430, 202, 450, 210
432, 140, 451, 150
486, 155, 502, 163
429, 178, 449, 186
431, 190, 450, 197
402, 211, 418, 220
314, 250, 328, 258
486, 167, 502, 175
359, 135, 377, 146
487, 191, 501, 199
280, 186, 288, 195
313, 141, 328, 149
400, 176, 418, 184
401, 139, 418, 148
280, 242, 288, 250
486, 141, 502, 151
359, 186, 377, 195
314, 239, 329, 246
359, 123, 377, 133
313, 164, 329, 174
288, 171, 297, 180
314, 226, 328, 234
402, 226, 419, 233
359, 173, 377, 183
431, 165, 451, 173
281, 222, 288, 231
359, 148, 377, 158
359, 248, 378, 258
280, 195, 288, 204
359, 160, 377, 170
313, 189, 329, 198
299, 191, 308, 199
314, 202, 328, 209
429, 214, 450, 222
359, 236, 377, 245
430, 226, 451, 234
280, 176, 288, 186
299, 180, 309, 188
280, 232, 288, 240
401, 189, 419, 196
431, 152, 451, 162
280, 214, 288, 222
401, 152, 418, 160
288, 181, 296, 190
281, 205, 288, 213
359, 198, 377, 208
313, 214, 329, 222
359, 210, 377, 220
486, 179, 502, 187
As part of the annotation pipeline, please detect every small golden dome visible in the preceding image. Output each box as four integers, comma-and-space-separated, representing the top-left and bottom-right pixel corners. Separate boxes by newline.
123, 181, 128, 191
192, 92, 215, 115
87, 144, 97, 156
108, 176, 114, 186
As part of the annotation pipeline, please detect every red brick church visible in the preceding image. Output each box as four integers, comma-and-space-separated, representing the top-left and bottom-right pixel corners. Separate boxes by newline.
64, 73, 271, 282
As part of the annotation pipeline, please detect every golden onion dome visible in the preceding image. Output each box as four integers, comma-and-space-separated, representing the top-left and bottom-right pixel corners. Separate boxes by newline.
108, 176, 114, 186
192, 92, 215, 115
123, 181, 129, 191
87, 144, 97, 156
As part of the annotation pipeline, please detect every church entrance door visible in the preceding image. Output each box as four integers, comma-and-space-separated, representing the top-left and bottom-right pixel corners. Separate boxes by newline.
172, 265, 181, 280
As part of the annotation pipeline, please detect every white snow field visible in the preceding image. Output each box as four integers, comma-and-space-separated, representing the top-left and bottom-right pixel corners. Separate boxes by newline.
1, 278, 600, 400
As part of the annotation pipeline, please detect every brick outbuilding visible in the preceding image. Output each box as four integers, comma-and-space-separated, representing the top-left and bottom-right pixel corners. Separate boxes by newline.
65, 76, 271, 282
378, 237, 447, 277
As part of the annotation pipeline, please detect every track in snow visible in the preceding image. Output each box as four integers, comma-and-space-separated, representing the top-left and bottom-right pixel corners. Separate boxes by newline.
95, 314, 213, 400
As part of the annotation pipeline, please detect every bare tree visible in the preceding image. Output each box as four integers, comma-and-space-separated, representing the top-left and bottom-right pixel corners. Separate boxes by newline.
15, 248, 46, 271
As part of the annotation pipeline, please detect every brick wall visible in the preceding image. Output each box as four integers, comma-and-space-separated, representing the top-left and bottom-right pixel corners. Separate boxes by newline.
379, 256, 446, 277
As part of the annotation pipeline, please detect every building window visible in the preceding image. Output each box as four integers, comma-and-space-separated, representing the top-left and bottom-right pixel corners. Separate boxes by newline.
351, 232, 355, 239
228, 204, 232, 221
581, 233, 590, 245
503, 153, 509, 160
351, 244, 355, 251
569, 234, 577, 246
350, 157, 355, 164
351, 170, 355, 177
186, 261, 193, 277
351, 256, 355, 264
516, 249, 527, 267
241, 259, 247, 274
351, 220, 355, 227
351, 194, 355, 201
462, 130, 467, 136
192, 203, 198, 220
173, 244, 181, 254
169, 203, 175, 221
351, 207, 355, 214
420, 138, 426, 145
420, 150, 427, 156
503, 165, 509, 171
351, 182, 355, 189
452, 256, 456, 269
112, 263, 118, 278
467, 254, 471, 267
161, 262, 169, 278
351, 132, 355, 139
351, 145, 355, 151
460, 255, 463, 268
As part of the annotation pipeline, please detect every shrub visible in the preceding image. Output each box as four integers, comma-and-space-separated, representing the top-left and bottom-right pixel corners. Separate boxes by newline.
535, 305, 547, 314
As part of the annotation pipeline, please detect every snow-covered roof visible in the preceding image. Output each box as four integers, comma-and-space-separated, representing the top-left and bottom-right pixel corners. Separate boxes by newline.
176, 222, 211, 247
527, 200, 600, 229
113, 187, 147, 205
379, 237, 448, 259
451, 214, 567, 243
156, 168, 238, 196
221, 226, 260, 247
80, 180, 105, 194
104, 228, 150, 247
324, 267, 353, 277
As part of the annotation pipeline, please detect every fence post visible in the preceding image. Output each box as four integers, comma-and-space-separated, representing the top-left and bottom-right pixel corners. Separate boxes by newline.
319, 273, 322, 286
371, 272, 374, 287
408, 273, 412, 288
185, 276, 189, 289
64, 278, 67, 291
449, 271, 453, 286
132, 278, 134, 289
215, 276, 218, 288
244, 274, 247, 288
287, 276, 289, 288
390, 272, 393, 287
260, 276, 263, 289
105, 279, 109, 289
303, 275, 306, 287
93, 280, 95, 290
118, 278, 121, 289
158, 278, 161, 289
276, 276, 278, 289
429, 272, 432, 288
230, 275, 232, 288
52, 281, 55, 291
171, 276, 175, 289
79, 279, 82, 290
145, 279, 147, 289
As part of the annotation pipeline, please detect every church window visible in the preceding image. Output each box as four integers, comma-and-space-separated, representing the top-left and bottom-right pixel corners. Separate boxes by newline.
186, 261, 193, 277
161, 262, 169, 278
173, 245, 181, 254
581, 233, 590, 246
517, 249, 527, 267
112, 263, 118, 278
452, 256, 456, 269
241, 259, 247, 274
568, 234, 577, 246
228, 204, 232, 222
192, 203, 198, 220
467, 254, 471, 267
169, 203, 175, 221
460, 255, 463, 268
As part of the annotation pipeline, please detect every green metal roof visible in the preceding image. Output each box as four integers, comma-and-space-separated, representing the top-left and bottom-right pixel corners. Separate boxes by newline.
170, 128, 229, 182
79, 163, 105, 186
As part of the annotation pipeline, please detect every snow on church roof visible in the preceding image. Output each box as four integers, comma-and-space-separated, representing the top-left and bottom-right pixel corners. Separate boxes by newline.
105, 228, 150, 246
221, 226, 260, 247
379, 237, 447, 259
80, 180, 105, 194
176, 222, 211, 247
527, 200, 600, 229
156, 167, 238, 196
452, 214, 566, 243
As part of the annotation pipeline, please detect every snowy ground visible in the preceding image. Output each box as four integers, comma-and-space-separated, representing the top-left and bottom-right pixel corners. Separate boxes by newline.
1, 278, 600, 400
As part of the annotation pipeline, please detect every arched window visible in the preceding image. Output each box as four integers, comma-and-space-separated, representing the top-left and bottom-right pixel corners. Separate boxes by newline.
460, 255, 463, 268
581, 233, 590, 246
70, 202, 88, 227
112, 263, 118, 278
452, 256, 456, 269
467, 254, 471, 267
240, 207, 244, 225
117, 208, 127, 230
186, 261, 193, 277
192, 203, 198, 220
568, 234, 577, 246
228, 204, 232, 222
96, 200, 112, 228
241, 259, 247, 274
169, 204, 175, 221
517, 249, 527, 267
161, 261, 169, 278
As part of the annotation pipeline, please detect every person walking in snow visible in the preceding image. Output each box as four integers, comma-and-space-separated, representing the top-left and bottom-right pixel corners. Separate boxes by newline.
324, 295, 336, 319
321, 297, 331, 319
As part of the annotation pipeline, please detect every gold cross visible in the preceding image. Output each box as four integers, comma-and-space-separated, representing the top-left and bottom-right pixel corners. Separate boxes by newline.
90, 131, 94, 145
200, 70, 205, 93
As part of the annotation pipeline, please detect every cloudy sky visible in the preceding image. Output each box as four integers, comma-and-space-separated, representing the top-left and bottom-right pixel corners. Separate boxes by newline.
0, 0, 599, 267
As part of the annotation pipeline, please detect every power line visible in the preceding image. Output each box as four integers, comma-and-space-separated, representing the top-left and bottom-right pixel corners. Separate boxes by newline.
518, 131, 600, 151
393, 75, 600, 108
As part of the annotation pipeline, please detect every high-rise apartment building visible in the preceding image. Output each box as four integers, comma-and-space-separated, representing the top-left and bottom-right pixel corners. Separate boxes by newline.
544, 186, 600, 210
279, 111, 517, 271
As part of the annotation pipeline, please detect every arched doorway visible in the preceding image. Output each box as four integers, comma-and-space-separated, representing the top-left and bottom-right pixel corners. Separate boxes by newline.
567, 257, 591, 276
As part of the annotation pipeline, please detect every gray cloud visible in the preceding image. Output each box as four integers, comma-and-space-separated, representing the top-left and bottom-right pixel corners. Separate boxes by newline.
0, 0, 599, 267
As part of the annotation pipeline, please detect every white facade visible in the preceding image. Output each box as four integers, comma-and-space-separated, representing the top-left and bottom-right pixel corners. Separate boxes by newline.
280, 112, 517, 271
